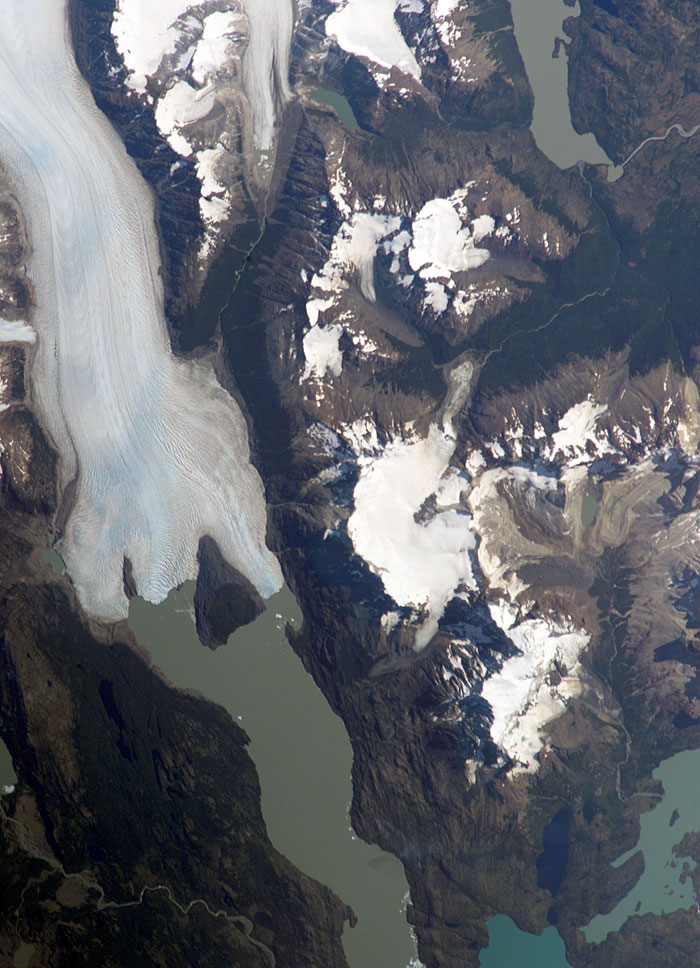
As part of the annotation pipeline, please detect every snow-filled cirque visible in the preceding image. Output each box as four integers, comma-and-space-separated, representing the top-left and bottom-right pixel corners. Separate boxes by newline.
0, 0, 282, 619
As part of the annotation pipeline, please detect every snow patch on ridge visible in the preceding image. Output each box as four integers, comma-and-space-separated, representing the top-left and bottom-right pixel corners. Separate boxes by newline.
409, 198, 490, 279
112, 0, 186, 94
303, 324, 344, 380
548, 398, 608, 465
0, 318, 35, 343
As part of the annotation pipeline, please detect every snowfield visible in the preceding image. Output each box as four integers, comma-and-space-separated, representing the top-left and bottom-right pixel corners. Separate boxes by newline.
344, 403, 591, 771
348, 424, 477, 648
326, 0, 421, 80
482, 604, 588, 772
0, 0, 282, 619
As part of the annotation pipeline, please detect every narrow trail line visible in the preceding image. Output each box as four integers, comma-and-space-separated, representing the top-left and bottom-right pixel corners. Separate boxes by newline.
479, 121, 700, 364
1, 804, 275, 966
481, 260, 618, 368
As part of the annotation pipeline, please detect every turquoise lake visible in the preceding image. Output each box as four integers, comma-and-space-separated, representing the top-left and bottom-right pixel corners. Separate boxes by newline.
480, 915, 571, 967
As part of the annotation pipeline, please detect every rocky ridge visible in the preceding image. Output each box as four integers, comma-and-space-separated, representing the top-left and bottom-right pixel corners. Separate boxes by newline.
6, 0, 700, 967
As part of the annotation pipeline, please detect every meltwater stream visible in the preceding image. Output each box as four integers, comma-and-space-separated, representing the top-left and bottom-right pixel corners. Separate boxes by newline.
128, 585, 417, 968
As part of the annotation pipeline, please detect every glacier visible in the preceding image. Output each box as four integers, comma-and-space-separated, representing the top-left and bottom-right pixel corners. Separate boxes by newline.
112, 0, 292, 151
0, 0, 282, 620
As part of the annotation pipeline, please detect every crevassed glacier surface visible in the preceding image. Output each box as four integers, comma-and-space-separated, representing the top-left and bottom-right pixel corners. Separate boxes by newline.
0, 0, 282, 619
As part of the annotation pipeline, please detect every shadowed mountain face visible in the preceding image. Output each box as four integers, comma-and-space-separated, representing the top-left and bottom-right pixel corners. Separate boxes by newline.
3, 0, 700, 966
0, 559, 349, 968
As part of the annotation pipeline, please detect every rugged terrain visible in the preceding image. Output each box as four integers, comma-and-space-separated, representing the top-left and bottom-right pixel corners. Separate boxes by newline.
0, 167, 348, 967
4, 0, 700, 966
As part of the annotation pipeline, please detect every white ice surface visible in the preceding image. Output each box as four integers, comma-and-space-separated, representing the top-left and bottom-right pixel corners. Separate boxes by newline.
409, 198, 490, 279
196, 145, 226, 198
348, 425, 477, 648
434, 0, 459, 15
191, 10, 239, 83
112, 0, 185, 93
314, 213, 403, 304
303, 324, 343, 380
471, 214, 495, 242
326, 0, 421, 79
195, 146, 230, 226
306, 296, 336, 328
241, 0, 292, 148
424, 281, 449, 313
154, 79, 216, 156
0, 318, 36, 343
482, 608, 588, 772
549, 398, 608, 465
0, 0, 282, 620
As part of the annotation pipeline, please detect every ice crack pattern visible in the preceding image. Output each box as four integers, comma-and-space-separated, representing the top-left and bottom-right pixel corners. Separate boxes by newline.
0, 0, 282, 619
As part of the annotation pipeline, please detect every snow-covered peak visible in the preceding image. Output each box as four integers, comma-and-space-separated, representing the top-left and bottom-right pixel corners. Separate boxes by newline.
481, 609, 588, 774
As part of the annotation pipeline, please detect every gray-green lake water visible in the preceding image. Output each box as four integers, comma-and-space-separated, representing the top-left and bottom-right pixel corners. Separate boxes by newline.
583, 748, 700, 942
313, 87, 359, 128
0, 734, 16, 793
40, 547, 66, 576
508, 0, 620, 175
480, 915, 571, 967
128, 583, 415, 968
580, 493, 598, 529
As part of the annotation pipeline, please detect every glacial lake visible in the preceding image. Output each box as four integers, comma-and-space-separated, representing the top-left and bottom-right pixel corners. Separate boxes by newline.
583, 748, 700, 942
480, 915, 571, 967
12, 943, 35, 968
40, 547, 66, 576
128, 583, 416, 968
313, 87, 359, 128
580, 492, 598, 529
481, 748, 700, 959
508, 0, 621, 175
